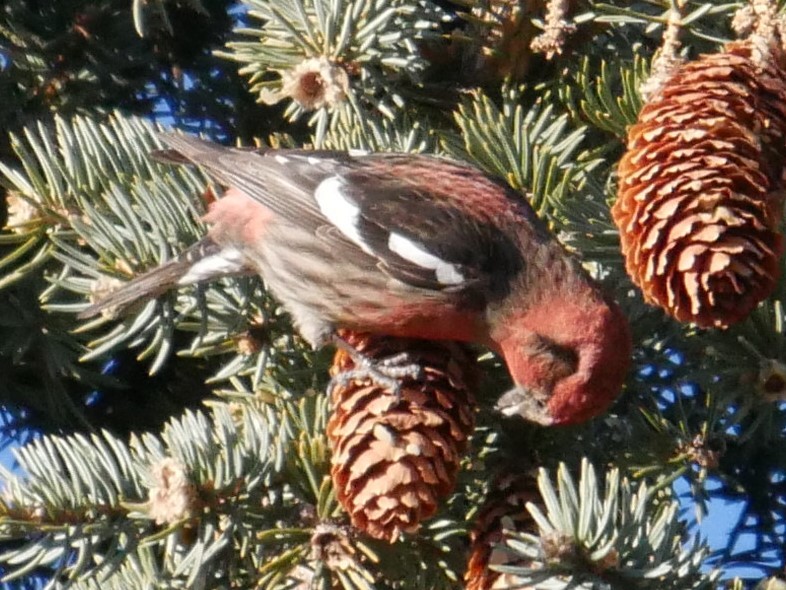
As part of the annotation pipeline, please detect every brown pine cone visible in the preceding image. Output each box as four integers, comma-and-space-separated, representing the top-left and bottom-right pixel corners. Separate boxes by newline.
613, 40, 786, 328
465, 473, 541, 590
327, 331, 477, 543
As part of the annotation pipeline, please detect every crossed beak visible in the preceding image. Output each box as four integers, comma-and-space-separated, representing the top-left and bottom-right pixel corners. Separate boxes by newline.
495, 384, 554, 426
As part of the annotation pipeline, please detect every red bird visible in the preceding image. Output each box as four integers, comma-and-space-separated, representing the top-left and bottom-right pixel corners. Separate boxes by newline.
81, 134, 632, 426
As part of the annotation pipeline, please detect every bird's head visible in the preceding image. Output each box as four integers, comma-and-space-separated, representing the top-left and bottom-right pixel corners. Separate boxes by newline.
492, 293, 632, 426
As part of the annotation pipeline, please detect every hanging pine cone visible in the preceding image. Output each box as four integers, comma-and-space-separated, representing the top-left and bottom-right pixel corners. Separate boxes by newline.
613, 40, 786, 328
327, 331, 477, 543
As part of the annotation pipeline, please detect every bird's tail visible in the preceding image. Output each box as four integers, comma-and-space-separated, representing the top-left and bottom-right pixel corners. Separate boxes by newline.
78, 238, 251, 319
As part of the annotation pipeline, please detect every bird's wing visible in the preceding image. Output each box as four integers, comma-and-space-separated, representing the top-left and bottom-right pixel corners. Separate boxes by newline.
155, 133, 528, 298
155, 133, 340, 232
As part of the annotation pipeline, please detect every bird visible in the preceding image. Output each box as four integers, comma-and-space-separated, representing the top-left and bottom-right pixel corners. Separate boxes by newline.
81, 133, 632, 426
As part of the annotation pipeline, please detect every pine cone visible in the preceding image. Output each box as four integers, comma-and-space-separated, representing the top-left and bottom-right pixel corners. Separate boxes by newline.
465, 473, 540, 590
613, 41, 786, 328
327, 331, 477, 543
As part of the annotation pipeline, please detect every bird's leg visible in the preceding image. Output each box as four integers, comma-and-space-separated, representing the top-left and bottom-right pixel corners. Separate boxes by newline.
328, 334, 422, 400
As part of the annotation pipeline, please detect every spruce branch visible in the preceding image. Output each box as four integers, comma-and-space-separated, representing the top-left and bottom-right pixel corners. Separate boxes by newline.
219, 0, 445, 143
1, 112, 309, 382
445, 85, 597, 219
0, 113, 206, 289
3, 1, 785, 584
587, 1, 738, 44
0, 401, 283, 587
681, 270, 786, 554
562, 55, 648, 138
700, 274, 786, 420
321, 104, 439, 154
0, 275, 121, 431
65, 558, 166, 590
0, 113, 210, 375
495, 459, 718, 589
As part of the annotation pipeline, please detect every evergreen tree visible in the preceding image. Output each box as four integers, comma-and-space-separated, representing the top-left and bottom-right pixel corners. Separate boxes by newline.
0, 0, 784, 588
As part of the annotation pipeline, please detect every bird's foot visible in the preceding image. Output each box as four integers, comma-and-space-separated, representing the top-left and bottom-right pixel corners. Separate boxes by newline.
329, 335, 422, 399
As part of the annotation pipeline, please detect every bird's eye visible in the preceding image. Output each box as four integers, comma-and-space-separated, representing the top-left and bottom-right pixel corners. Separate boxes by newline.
551, 343, 579, 374
526, 335, 579, 380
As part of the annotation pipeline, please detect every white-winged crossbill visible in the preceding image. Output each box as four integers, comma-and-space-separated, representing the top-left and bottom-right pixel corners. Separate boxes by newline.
81, 134, 632, 426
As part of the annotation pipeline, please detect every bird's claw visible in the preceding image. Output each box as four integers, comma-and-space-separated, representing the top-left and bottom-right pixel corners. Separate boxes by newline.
329, 349, 422, 400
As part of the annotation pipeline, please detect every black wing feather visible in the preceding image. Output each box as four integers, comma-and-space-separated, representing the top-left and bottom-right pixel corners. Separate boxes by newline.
338, 164, 521, 295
